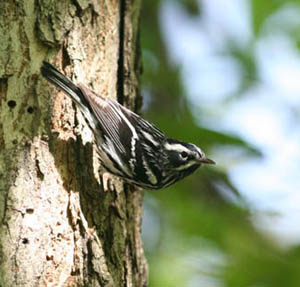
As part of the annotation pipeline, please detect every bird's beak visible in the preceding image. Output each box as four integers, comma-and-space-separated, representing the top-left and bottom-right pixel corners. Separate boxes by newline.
198, 157, 216, 165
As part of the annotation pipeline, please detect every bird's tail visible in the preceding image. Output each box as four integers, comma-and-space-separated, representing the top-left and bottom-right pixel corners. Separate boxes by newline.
41, 61, 88, 109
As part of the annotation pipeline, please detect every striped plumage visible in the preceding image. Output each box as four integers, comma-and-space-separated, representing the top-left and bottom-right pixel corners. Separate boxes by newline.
41, 62, 215, 190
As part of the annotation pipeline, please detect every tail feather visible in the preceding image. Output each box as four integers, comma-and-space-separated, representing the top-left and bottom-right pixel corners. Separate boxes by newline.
41, 61, 89, 109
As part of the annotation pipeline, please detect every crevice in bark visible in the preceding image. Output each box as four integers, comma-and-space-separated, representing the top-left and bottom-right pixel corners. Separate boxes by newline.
117, 0, 126, 105
71, 0, 84, 16
134, 25, 143, 114
62, 45, 71, 70
0, 78, 8, 104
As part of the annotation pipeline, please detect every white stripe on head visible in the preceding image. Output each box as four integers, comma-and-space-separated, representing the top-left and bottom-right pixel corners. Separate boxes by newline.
175, 160, 197, 171
191, 143, 204, 157
164, 142, 191, 153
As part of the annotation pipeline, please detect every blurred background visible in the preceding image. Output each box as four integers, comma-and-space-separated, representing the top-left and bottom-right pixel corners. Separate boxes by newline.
140, 0, 300, 286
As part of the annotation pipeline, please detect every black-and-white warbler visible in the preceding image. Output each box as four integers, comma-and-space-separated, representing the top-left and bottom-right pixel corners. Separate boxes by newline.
41, 62, 215, 190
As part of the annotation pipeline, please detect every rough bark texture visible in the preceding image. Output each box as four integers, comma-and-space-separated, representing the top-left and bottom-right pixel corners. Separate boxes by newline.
0, 0, 147, 286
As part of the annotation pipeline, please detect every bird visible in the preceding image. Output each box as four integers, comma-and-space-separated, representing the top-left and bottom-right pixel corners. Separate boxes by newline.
41, 61, 215, 190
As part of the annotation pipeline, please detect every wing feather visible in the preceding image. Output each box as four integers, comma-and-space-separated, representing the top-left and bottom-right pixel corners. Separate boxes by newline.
78, 84, 136, 156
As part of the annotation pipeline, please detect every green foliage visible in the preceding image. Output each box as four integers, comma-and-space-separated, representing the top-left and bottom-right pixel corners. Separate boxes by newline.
140, 0, 300, 286
251, 0, 284, 35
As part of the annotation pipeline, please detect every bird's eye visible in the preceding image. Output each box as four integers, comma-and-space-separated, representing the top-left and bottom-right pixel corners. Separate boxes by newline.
180, 151, 188, 159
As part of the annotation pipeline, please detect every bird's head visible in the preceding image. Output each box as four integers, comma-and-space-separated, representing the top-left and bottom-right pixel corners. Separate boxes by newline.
163, 139, 215, 172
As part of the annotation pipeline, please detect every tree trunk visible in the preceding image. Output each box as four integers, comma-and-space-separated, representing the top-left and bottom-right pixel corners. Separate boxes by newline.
0, 0, 147, 286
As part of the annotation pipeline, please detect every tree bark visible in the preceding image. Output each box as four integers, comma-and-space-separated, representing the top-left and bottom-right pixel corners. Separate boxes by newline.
0, 0, 147, 286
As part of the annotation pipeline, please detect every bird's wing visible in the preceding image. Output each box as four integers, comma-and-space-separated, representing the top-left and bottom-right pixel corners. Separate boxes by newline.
78, 84, 138, 156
